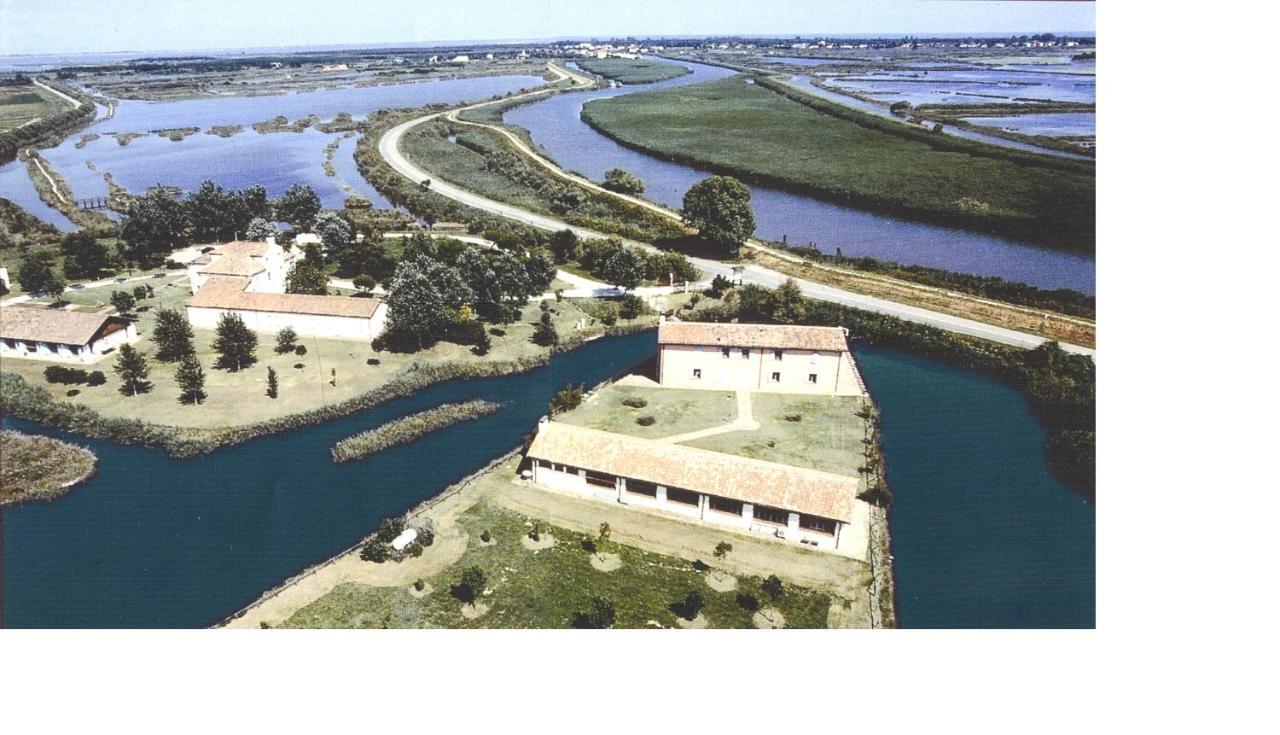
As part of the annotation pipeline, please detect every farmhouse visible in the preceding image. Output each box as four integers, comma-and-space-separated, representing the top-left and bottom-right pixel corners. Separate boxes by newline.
657, 321, 866, 395
0, 306, 138, 363
525, 421, 869, 556
185, 239, 387, 340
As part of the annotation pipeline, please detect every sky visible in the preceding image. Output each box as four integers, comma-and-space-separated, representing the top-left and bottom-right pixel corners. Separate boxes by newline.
0, 0, 1095, 57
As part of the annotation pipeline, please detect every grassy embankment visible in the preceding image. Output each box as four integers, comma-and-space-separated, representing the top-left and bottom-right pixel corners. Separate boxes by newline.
1, 79, 97, 166
0, 272, 689, 456
0, 430, 97, 507
576, 58, 691, 84
268, 456, 857, 629
581, 74, 1095, 252
330, 399, 501, 462
21, 150, 117, 229
0, 85, 70, 133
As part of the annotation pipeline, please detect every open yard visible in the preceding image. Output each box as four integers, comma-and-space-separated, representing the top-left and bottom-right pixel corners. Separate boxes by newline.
5, 274, 659, 429
581, 75, 1095, 250
258, 456, 865, 629
555, 382, 736, 438
576, 57, 692, 84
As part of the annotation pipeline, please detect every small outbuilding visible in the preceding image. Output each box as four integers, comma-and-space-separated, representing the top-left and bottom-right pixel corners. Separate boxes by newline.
0, 307, 138, 363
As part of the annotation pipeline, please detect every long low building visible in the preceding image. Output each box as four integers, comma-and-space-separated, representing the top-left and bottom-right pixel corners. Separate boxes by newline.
0, 306, 138, 363
657, 320, 866, 396
187, 276, 387, 340
525, 420, 869, 557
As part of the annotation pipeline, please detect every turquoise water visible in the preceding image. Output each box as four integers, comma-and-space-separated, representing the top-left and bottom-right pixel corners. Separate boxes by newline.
0, 336, 1094, 628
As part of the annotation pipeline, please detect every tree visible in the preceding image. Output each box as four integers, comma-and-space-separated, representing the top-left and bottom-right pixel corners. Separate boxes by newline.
274, 327, 298, 354
455, 246, 531, 323
175, 354, 206, 404
313, 211, 355, 258
762, 574, 784, 600
531, 309, 558, 346
681, 175, 755, 255
120, 189, 189, 267
112, 344, 151, 396
383, 254, 474, 350
352, 274, 376, 293
451, 566, 486, 606
245, 217, 277, 242
152, 308, 195, 362
714, 541, 733, 559
889, 100, 912, 115
602, 167, 645, 195
618, 294, 644, 320
599, 246, 645, 291
60, 230, 112, 279
549, 383, 583, 415
771, 278, 807, 324
265, 366, 279, 399
16, 249, 65, 298
671, 590, 705, 621
706, 274, 733, 298
275, 184, 321, 230
285, 259, 328, 295
524, 248, 557, 295
109, 290, 136, 315
571, 597, 616, 629
185, 180, 239, 242
212, 312, 258, 371
548, 229, 579, 263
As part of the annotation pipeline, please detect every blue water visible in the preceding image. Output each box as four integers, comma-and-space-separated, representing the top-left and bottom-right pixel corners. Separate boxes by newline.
1, 333, 1095, 628
829, 68, 1095, 106
964, 112, 1096, 138
506, 58, 1095, 293
0, 160, 78, 231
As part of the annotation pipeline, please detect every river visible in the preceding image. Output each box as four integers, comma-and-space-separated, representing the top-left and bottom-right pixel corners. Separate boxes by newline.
1, 332, 1094, 628
505, 58, 1095, 293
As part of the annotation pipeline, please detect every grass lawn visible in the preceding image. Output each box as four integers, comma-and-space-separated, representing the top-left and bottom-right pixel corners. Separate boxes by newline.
581, 75, 1095, 250
576, 58, 692, 84
5, 274, 657, 430
280, 496, 835, 629
684, 392, 870, 477
556, 383, 736, 438
0, 86, 70, 132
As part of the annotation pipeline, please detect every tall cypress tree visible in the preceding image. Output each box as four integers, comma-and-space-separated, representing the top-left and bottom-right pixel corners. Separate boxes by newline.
175, 355, 206, 404
266, 367, 279, 399
153, 308, 195, 362
212, 313, 258, 372
112, 344, 151, 396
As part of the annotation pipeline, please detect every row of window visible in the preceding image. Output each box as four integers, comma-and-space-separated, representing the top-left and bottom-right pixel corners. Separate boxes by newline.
717, 348, 821, 362
2, 339, 81, 354
690, 368, 819, 384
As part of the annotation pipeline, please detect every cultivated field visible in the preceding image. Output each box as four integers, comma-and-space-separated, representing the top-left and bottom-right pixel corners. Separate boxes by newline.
576, 57, 691, 84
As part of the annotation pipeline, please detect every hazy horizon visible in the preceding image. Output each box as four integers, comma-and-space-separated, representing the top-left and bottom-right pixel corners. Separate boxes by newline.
0, 1, 1095, 57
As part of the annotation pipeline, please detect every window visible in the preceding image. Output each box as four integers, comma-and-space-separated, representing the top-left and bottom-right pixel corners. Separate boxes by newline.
754, 505, 790, 526
800, 514, 837, 535
808, 373, 818, 384
692, 368, 702, 379
771, 372, 781, 383
721, 347, 731, 358
740, 348, 750, 359
585, 470, 615, 489
667, 487, 699, 506
708, 496, 743, 515
627, 479, 658, 497
774, 349, 784, 361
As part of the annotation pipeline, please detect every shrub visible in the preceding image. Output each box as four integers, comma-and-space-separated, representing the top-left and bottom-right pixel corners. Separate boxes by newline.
714, 541, 733, 559
762, 574, 784, 600
294, 344, 307, 356
571, 597, 616, 629
275, 327, 298, 354
784, 413, 802, 422
549, 383, 584, 415
359, 540, 391, 563
86, 371, 106, 386
581, 539, 597, 554
528, 522, 541, 542
413, 579, 426, 592
451, 566, 486, 605
404, 540, 424, 558
44, 365, 89, 385
375, 517, 405, 543
293, 363, 305, 369
618, 294, 644, 320
737, 593, 760, 612
621, 396, 647, 409
691, 559, 710, 572
421, 529, 435, 546
635, 415, 656, 426
670, 591, 705, 621
66, 389, 80, 397
480, 529, 492, 544
367, 358, 381, 365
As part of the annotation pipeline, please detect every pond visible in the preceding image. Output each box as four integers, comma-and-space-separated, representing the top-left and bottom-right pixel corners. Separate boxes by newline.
1, 332, 1094, 629
505, 58, 1095, 293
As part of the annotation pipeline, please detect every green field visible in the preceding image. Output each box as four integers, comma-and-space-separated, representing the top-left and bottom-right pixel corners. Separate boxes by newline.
556, 383, 737, 438
576, 57, 691, 84
281, 496, 835, 629
0, 86, 70, 133
581, 75, 1095, 251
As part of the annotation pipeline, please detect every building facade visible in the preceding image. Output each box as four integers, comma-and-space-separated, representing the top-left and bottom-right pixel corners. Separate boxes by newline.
525, 421, 869, 558
0, 307, 138, 364
657, 321, 866, 396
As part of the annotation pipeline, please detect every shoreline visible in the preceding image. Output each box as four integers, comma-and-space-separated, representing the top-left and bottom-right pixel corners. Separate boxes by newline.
0, 430, 99, 508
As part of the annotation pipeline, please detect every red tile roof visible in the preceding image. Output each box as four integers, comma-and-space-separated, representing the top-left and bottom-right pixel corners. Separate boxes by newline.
659, 321, 848, 352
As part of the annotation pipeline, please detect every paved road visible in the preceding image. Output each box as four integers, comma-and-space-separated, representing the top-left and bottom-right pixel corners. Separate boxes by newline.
378, 66, 1094, 358
33, 78, 82, 108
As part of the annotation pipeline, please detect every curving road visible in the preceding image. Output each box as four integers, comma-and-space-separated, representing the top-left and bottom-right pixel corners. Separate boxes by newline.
377, 65, 1094, 358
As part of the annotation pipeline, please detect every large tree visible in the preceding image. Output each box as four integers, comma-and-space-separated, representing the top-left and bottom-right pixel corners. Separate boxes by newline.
771, 278, 807, 324
384, 254, 474, 350
244, 217, 278, 242
285, 259, 329, 295
60, 230, 112, 280
175, 354, 207, 405
112, 344, 151, 396
16, 248, 65, 298
602, 167, 645, 195
212, 312, 258, 371
681, 175, 755, 255
275, 184, 321, 231
599, 246, 645, 291
152, 308, 195, 362
120, 189, 189, 267
455, 246, 533, 323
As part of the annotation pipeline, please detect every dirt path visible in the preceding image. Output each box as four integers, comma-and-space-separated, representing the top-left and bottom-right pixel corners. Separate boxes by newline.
658, 389, 759, 443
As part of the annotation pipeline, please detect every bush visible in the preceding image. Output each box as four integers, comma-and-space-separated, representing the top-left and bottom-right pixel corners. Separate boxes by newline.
480, 529, 492, 543
359, 540, 391, 563
375, 517, 405, 543
762, 574, 784, 600
618, 294, 644, 320
421, 529, 435, 546
366, 358, 380, 365
44, 365, 89, 385
621, 396, 648, 409
635, 415, 656, 426
581, 539, 597, 554
451, 566, 486, 605
294, 344, 307, 356
737, 593, 760, 612
413, 579, 426, 592
670, 590, 705, 621
784, 413, 802, 422
571, 597, 616, 629
66, 389, 80, 397
691, 559, 711, 572
86, 371, 106, 386
293, 363, 305, 369
528, 522, 541, 542
549, 384, 584, 415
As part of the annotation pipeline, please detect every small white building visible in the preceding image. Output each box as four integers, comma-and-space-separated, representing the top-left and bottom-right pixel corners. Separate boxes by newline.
657, 321, 866, 396
187, 239, 296, 294
0, 306, 138, 363
525, 422, 869, 557
0, 266, 10, 291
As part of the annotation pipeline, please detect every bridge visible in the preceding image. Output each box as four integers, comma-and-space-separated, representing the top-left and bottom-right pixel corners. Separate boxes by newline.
75, 197, 110, 210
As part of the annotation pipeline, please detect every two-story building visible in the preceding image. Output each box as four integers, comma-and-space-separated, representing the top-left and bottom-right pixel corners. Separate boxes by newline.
657, 320, 866, 396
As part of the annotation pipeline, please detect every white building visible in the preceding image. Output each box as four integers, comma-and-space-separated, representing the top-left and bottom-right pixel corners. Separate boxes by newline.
657, 321, 866, 395
0, 266, 10, 291
525, 422, 869, 557
0, 307, 138, 363
185, 239, 387, 341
